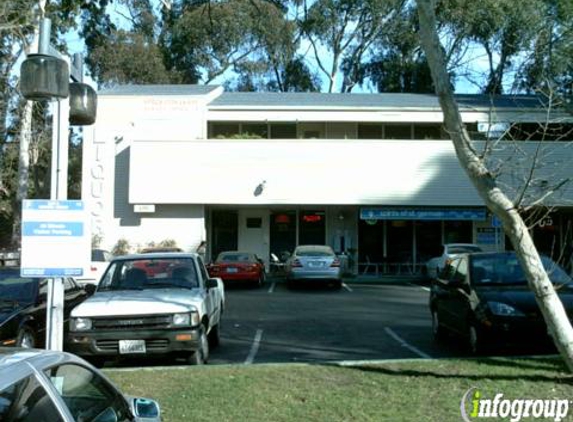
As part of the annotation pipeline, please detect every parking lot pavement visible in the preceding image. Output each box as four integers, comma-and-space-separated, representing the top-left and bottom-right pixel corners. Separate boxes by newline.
209, 281, 460, 365
102, 281, 556, 369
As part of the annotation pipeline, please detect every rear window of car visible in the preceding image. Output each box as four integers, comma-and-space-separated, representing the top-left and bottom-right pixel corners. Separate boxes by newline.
0, 271, 38, 303
449, 246, 482, 254
217, 253, 252, 262
295, 246, 335, 257
471, 254, 571, 285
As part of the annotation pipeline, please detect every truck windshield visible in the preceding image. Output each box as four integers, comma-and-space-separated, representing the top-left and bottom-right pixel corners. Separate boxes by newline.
98, 258, 198, 291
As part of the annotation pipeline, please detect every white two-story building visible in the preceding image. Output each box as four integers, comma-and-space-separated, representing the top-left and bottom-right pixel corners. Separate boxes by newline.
82, 85, 573, 275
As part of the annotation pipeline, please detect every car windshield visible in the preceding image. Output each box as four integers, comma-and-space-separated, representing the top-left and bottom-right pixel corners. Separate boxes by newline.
448, 245, 482, 254
217, 253, 253, 263
295, 246, 334, 257
98, 258, 199, 291
0, 270, 37, 304
471, 253, 572, 285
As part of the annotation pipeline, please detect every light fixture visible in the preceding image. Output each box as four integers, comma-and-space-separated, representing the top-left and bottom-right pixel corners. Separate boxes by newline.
253, 180, 266, 197
69, 82, 97, 125
20, 54, 69, 100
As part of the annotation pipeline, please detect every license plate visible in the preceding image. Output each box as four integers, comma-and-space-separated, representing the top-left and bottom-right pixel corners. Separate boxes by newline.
119, 340, 146, 354
227, 267, 238, 273
309, 261, 323, 268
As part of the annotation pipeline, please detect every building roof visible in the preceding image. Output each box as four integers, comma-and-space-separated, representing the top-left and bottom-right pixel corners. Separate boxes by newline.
208, 92, 547, 111
97, 84, 549, 111
98, 84, 221, 96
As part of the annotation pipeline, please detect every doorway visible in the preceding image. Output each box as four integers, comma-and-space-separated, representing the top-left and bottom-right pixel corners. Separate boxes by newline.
238, 209, 270, 268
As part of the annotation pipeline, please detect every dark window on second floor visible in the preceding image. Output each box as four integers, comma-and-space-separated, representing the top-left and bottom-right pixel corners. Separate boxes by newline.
385, 124, 412, 139
210, 123, 240, 138
508, 123, 573, 141
270, 123, 297, 139
414, 124, 445, 140
242, 123, 268, 138
358, 124, 383, 139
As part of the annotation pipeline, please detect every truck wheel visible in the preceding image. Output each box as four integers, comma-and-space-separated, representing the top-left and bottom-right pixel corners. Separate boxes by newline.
208, 323, 220, 348
189, 327, 209, 365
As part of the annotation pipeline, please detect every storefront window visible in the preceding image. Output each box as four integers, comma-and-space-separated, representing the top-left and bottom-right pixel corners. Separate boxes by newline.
415, 221, 442, 263
299, 211, 326, 245
387, 220, 413, 263
270, 211, 296, 260
444, 221, 473, 243
211, 210, 238, 260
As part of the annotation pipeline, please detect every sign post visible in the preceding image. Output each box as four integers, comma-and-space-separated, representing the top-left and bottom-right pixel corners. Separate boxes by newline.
19, 18, 94, 352
21, 200, 89, 351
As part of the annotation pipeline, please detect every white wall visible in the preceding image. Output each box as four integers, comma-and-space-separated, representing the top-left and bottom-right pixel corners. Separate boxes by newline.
128, 138, 573, 207
82, 94, 211, 252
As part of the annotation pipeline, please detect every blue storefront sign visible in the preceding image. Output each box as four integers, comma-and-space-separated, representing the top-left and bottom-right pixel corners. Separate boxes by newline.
360, 207, 487, 221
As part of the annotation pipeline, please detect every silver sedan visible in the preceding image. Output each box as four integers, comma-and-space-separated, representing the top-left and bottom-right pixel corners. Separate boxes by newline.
285, 245, 342, 288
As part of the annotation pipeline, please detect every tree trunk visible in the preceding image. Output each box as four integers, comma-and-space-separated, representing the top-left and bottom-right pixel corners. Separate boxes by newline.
11, 100, 33, 248
417, 0, 573, 371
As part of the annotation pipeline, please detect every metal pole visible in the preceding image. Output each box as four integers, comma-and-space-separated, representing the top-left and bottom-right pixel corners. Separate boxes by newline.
46, 81, 70, 352
38, 18, 51, 55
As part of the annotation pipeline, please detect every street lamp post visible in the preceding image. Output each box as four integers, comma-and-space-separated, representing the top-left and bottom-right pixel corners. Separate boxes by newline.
20, 18, 96, 351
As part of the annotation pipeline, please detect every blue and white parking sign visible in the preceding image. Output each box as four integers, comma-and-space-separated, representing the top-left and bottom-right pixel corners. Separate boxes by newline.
21, 200, 90, 277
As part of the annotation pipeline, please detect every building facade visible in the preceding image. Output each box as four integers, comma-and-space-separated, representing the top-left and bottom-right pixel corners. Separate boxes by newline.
82, 86, 573, 274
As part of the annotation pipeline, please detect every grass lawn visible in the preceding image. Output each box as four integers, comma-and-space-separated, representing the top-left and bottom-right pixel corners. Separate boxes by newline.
105, 357, 573, 422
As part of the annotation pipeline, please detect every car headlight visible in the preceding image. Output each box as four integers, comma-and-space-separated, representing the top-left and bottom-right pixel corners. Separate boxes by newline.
488, 301, 524, 317
70, 317, 92, 331
172, 311, 200, 327
172, 313, 191, 326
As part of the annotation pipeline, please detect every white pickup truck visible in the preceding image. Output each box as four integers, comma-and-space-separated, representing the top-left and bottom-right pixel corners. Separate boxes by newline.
67, 252, 225, 365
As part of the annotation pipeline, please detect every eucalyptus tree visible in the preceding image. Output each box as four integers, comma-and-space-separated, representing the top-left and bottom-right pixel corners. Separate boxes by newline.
296, 0, 405, 93
417, 0, 573, 370
438, 0, 545, 94
515, 0, 573, 99
167, 0, 299, 88
361, 5, 434, 93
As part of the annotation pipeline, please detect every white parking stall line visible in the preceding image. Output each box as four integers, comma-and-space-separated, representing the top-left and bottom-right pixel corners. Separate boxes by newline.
342, 283, 353, 292
268, 282, 276, 294
244, 329, 264, 365
384, 327, 432, 359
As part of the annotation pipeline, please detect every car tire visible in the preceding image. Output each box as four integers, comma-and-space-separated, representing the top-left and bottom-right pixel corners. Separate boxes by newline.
16, 326, 36, 349
208, 323, 221, 349
431, 309, 445, 341
468, 325, 488, 355
332, 280, 342, 290
188, 327, 209, 365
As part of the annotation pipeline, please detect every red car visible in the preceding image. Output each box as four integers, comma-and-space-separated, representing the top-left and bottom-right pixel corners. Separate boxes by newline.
208, 251, 266, 288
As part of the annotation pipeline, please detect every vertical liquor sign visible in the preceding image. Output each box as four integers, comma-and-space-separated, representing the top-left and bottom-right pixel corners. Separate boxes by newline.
21, 199, 90, 351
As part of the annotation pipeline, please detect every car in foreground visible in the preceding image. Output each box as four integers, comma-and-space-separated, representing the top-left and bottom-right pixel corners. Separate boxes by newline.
67, 253, 225, 365
425, 243, 483, 279
429, 251, 573, 354
207, 251, 266, 287
0, 347, 161, 421
76, 248, 113, 286
285, 245, 342, 288
0, 268, 93, 349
